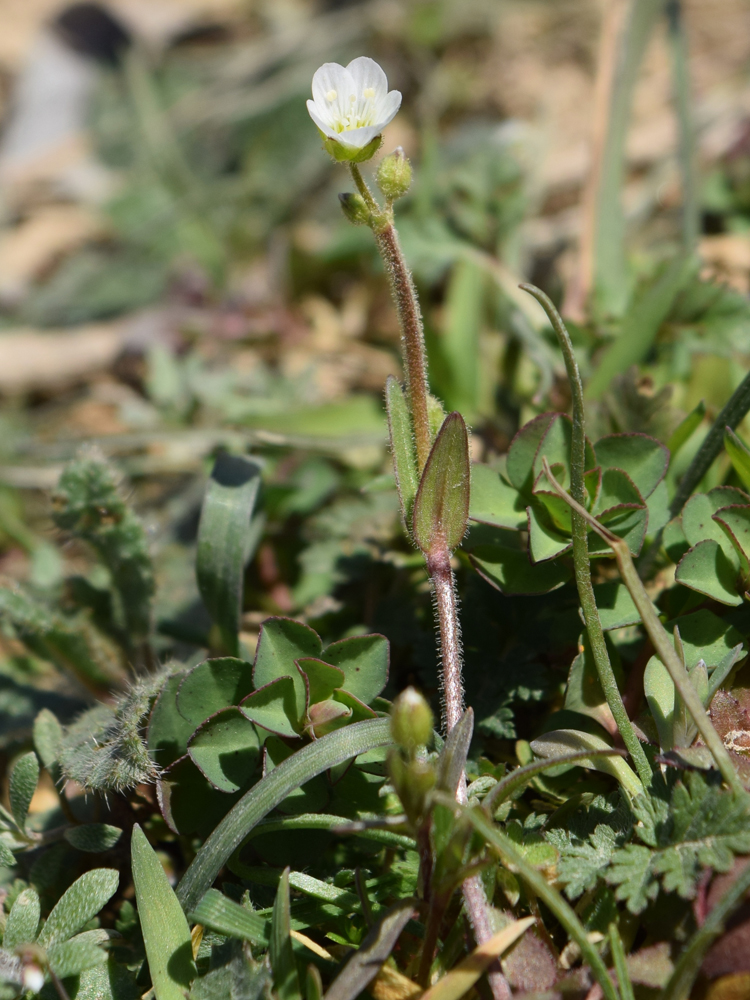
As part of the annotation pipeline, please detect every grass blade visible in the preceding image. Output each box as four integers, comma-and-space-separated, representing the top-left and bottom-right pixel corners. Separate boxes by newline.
131, 823, 196, 999
271, 868, 302, 1000
197, 452, 263, 656
176, 717, 393, 913
323, 898, 415, 1000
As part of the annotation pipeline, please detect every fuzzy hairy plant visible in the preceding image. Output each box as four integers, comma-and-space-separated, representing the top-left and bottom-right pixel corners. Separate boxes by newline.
59, 669, 171, 792
53, 448, 155, 653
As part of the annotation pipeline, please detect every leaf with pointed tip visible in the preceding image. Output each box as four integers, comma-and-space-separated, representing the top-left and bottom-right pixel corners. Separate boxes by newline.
527, 504, 571, 563
131, 824, 195, 1000
322, 899, 415, 1000
532, 413, 596, 488
594, 433, 668, 498
681, 488, 749, 551
271, 869, 301, 1000
197, 452, 263, 656
469, 463, 526, 530
188, 707, 261, 793
65, 824, 122, 853
33, 708, 62, 776
437, 709, 473, 797
675, 540, 742, 606
714, 505, 750, 568
412, 412, 470, 555
506, 413, 556, 492
240, 677, 300, 737
177, 658, 254, 728
3, 888, 40, 950
296, 659, 345, 706
725, 427, 750, 491
37, 868, 119, 948
668, 400, 706, 457
9, 751, 38, 832
322, 634, 389, 705
254, 618, 322, 724
645, 656, 676, 752
385, 376, 418, 532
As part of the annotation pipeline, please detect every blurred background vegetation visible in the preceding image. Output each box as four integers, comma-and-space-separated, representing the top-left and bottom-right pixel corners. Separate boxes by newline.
0, 0, 748, 768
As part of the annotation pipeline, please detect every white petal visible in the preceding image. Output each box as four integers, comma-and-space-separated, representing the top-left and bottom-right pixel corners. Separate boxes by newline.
311, 62, 347, 107
346, 56, 388, 99
335, 124, 382, 149
373, 90, 402, 128
307, 102, 338, 140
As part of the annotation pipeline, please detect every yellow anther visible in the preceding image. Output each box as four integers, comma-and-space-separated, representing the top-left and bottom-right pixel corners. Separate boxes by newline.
350, 93, 357, 103
363, 88, 375, 99
325, 89, 337, 101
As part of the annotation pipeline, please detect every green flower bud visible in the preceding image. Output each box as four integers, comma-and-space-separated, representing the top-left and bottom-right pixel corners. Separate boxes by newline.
390, 687, 433, 752
339, 193, 371, 227
388, 750, 435, 824
322, 133, 383, 164
376, 148, 412, 200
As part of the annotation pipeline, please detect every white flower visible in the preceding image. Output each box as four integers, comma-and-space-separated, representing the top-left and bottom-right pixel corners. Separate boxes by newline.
307, 57, 401, 151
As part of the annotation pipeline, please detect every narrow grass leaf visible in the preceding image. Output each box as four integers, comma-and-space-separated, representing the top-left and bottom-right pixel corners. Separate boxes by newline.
323, 898, 415, 1000
271, 868, 301, 1000
197, 452, 263, 656
176, 717, 393, 913
191, 888, 270, 946
724, 427, 750, 491
131, 824, 195, 999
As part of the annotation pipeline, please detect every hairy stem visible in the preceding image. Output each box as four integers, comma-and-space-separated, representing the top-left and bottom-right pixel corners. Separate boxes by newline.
427, 549, 465, 732
520, 283, 653, 789
365, 172, 510, 999
352, 163, 432, 471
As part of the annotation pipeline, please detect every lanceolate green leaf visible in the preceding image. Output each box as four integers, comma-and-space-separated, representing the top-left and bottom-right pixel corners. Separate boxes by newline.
9, 751, 38, 832
270, 869, 301, 1000
176, 717, 393, 913
412, 412, 470, 555
385, 376, 419, 534
197, 452, 263, 656
37, 869, 119, 949
3, 888, 40, 950
131, 824, 196, 1000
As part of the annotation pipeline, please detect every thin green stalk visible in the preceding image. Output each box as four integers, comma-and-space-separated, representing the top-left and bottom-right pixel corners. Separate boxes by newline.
243, 814, 416, 851
609, 922, 635, 1000
662, 858, 750, 1000
542, 457, 744, 794
520, 283, 653, 789
670, 367, 750, 519
462, 804, 620, 1000
483, 748, 627, 814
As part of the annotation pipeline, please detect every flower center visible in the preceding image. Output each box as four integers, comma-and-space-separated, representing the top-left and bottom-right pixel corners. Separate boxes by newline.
331, 88, 380, 133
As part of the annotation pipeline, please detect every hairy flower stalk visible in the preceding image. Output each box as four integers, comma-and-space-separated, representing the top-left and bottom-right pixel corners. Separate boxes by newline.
307, 58, 510, 1000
